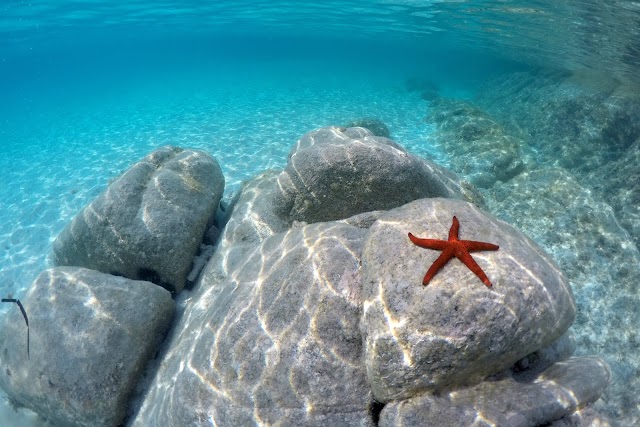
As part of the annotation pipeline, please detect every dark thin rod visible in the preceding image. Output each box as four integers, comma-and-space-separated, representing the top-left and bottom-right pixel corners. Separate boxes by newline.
2, 298, 30, 360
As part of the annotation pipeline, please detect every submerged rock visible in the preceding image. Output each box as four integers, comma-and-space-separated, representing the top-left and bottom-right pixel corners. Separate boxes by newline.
405, 76, 439, 97
30, 125, 604, 426
596, 137, 640, 250
476, 70, 640, 173
131, 149, 607, 425
273, 126, 472, 224
342, 118, 391, 138
200, 170, 290, 282
476, 69, 640, 251
426, 98, 526, 188
132, 223, 372, 427
205, 127, 477, 270
512, 331, 577, 380
51, 146, 225, 293
380, 356, 610, 427
483, 166, 640, 423
0, 267, 174, 427
361, 198, 576, 401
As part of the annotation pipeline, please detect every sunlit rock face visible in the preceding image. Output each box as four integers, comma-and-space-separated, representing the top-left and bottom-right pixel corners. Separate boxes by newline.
361, 198, 576, 402
273, 126, 474, 224
51, 146, 225, 293
199, 126, 480, 287
379, 356, 611, 427
0, 267, 175, 427
127, 128, 608, 426
133, 223, 373, 427
342, 118, 391, 138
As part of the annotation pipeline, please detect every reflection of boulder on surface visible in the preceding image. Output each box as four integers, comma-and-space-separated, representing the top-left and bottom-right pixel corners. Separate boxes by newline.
0, 267, 175, 427
361, 198, 576, 401
51, 146, 225, 293
273, 126, 473, 224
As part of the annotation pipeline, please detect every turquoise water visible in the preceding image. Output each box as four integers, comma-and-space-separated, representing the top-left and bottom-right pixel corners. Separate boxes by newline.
1, 1, 640, 426
1, 33, 520, 298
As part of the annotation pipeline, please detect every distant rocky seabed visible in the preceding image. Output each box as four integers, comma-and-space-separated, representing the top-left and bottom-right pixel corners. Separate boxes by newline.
1, 69, 639, 426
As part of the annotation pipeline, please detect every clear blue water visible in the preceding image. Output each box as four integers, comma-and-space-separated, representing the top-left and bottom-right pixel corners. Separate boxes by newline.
1, 33, 522, 298
1, 1, 639, 426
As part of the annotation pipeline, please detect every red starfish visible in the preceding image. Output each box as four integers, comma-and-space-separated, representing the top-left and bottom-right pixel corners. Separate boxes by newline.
408, 216, 499, 287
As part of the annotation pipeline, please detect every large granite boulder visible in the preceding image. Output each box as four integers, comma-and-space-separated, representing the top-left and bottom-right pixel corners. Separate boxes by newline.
273, 126, 475, 224
361, 198, 576, 401
51, 146, 225, 293
125, 128, 608, 426
199, 127, 480, 286
0, 267, 175, 427
130, 195, 608, 426
132, 223, 372, 427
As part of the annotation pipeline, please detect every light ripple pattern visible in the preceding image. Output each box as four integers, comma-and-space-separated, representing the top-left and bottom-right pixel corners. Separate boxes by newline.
0, 62, 435, 302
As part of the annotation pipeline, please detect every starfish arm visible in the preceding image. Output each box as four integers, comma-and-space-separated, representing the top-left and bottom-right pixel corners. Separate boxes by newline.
456, 250, 494, 287
449, 216, 460, 241
408, 233, 449, 250
461, 240, 500, 252
409, 216, 500, 288
422, 247, 455, 285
